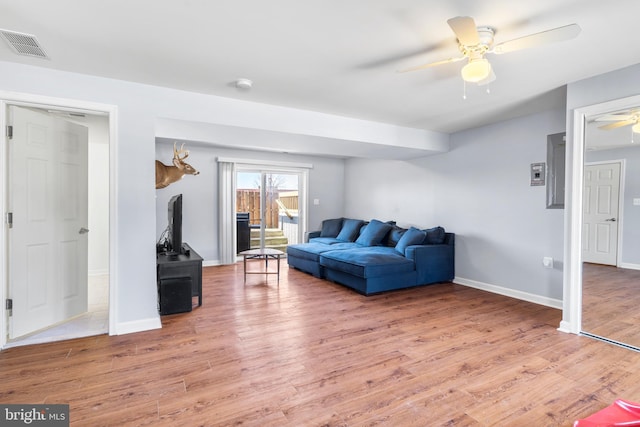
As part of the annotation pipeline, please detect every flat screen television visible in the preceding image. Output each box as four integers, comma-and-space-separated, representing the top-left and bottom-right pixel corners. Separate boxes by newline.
167, 194, 183, 255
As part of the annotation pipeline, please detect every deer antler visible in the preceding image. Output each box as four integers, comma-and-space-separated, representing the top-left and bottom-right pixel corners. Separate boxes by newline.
173, 142, 189, 160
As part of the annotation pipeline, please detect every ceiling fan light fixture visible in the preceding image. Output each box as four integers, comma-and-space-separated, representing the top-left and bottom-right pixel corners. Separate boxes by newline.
461, 58, 491, 83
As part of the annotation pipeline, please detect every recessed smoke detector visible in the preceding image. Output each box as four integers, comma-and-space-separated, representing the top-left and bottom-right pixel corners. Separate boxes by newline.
0, 29, 49, 59
235, 78, 253, 90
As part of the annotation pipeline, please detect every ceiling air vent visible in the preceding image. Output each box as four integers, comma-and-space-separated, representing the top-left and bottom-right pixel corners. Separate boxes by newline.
0, 29, 49, 59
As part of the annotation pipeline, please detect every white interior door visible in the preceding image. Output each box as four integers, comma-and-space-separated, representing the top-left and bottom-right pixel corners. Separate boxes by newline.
8, 106, 89, 339
582, 162, 621, 266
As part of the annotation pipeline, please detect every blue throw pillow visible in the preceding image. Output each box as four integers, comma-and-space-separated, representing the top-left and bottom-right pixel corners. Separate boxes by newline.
395, 227, 426, 254
320, 218, 343, 237
336, 218, 364, 242
385, 226, 407, 247
423, 226, 446, 244
356, 219, 393, 246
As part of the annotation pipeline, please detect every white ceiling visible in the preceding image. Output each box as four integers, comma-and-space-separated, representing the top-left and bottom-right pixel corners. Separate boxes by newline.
1, 0, 640, 150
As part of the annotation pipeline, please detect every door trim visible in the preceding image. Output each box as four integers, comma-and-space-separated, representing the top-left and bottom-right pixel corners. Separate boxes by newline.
0, 92, 118, 349
562, 93, 640, 335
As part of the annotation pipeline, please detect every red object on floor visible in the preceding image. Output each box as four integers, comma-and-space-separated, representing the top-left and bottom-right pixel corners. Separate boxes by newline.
574, 399, 640, 426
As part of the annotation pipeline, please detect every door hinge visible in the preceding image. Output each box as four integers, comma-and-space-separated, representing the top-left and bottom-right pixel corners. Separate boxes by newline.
6, 212, 12, 228
6, 299, 12, 316
6, 125, 12, 139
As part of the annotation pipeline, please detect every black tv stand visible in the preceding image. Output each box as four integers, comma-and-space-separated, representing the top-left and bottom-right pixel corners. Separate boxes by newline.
156, 243, 203, 315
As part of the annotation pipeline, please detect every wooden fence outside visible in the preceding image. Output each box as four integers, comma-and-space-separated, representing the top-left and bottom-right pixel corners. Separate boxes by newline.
278, 191, 298, 211
237, 189, 300, 227
237, 189, 300, 244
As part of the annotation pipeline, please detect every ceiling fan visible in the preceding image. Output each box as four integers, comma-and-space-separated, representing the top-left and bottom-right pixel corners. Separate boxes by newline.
400, 16, 581, 85
595, 111, 640, 133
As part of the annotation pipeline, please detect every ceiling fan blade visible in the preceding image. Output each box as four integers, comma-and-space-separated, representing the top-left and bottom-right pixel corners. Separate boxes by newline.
477, 67, 496, 86
447, 16, 480, 46
398, 56, 465, 73
492, 23, 581, 54
598, 119, 637, 130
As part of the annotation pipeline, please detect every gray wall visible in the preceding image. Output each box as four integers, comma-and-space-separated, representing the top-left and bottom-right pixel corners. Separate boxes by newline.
154, 140, 346, 262
344, 108, 566, 302
567, 64, 640, 112
6, 55, 640, 332
0, 60, 431, 333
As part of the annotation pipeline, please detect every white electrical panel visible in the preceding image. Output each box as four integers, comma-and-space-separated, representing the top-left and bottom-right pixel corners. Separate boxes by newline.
531, 163, 545, 186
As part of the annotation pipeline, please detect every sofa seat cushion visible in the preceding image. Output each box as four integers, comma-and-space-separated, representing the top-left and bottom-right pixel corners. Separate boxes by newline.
287, 242, 358, 261
309, 237, 344, 245
320, 247, 414, 278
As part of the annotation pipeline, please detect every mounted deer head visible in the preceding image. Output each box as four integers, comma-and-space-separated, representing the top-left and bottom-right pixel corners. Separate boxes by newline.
155, 142, 200, 189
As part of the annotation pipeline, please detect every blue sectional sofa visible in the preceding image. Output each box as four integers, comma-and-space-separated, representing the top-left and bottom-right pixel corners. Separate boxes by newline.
287, 218, 454, 295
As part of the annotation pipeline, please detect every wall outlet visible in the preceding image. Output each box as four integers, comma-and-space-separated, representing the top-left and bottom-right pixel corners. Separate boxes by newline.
313, 198, 320, 205
542, 257, 553, 268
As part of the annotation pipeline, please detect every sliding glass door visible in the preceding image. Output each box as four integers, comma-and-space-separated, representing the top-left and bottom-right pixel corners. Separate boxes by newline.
236, 167, 305, 254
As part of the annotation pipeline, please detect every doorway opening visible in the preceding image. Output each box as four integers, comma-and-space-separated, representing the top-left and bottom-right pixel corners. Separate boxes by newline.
563, 93, 640, 338
236, 167, 306, 254
1, 98, 114, 349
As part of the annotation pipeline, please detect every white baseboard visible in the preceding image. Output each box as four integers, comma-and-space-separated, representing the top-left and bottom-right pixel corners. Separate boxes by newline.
619, 262, 640, 271
203, 259, 222, 267
454, 276, 563, 310
112, 316, 161, 335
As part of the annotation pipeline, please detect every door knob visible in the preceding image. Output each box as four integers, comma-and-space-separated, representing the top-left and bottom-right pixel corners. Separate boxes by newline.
79, 227, 90, 234
605, 218, 617, 222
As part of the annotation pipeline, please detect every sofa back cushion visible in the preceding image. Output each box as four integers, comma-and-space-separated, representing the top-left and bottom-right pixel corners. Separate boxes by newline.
320, 218, 343, 237
422, 226, 446, 244
336, 218, 364, 242
395, 227, 426, 254
385, 226, 406, 247
356, 219, 393, 246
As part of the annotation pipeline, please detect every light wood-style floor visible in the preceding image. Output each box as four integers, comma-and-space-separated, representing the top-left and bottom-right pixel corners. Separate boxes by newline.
2, 263, 640, 426
582, 262, 640, 348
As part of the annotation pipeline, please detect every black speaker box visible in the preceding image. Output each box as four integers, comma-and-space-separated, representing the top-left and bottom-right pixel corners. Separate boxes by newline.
159, 277, 192, 315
